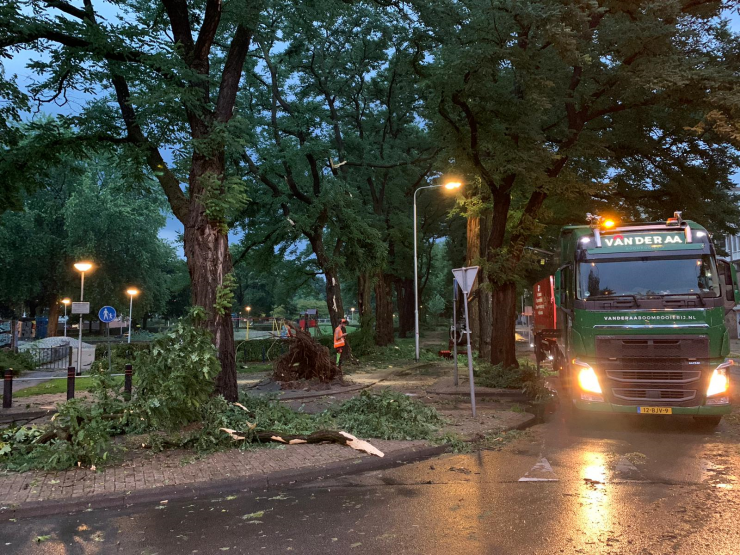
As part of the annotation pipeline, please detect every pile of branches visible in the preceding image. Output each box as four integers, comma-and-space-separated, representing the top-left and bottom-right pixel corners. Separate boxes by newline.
273, 325, 341, 383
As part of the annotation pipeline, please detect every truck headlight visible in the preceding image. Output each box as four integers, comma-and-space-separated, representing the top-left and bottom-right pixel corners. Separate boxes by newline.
707, 362, 731, 397
575, 362, 602, 394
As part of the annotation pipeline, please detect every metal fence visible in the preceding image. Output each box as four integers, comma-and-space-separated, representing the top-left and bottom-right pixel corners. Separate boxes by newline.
23, 344, 73, 370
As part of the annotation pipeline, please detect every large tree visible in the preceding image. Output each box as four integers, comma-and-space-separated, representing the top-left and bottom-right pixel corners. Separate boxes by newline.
414, 0, 740, 367
0, 155, 176, 333
1, 0, 263, 399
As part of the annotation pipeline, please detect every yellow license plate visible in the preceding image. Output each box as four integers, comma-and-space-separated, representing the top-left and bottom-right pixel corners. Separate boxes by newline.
638, 407, 672, 415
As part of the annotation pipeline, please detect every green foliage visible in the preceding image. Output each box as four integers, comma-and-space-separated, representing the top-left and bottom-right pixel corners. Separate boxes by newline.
0, 396, 124, 472
330, 389, 446, 441
199, 174, 248, 233
214, 273, 237, 316
133, 314, 221, 430
474, 362, 537, 390
0, 349, 35, 375
475, 360, 553, 404
0, 154, 177, 319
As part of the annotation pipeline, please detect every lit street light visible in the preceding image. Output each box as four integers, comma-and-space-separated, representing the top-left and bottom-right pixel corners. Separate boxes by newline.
245, 306, 251, 340
73, 262, 93, 375
126, 288, 139, 344
61, 298, 71, 338
413, 179, 462, 361
351, 307, 355, 323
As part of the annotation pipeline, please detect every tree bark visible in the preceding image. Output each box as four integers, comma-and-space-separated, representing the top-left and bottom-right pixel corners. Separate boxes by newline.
396, 278, 414, 339
486, 189, 515, 367
374, 271, 395, 346
323, 267, 345, 330
358, 273, 372, 320
478, 210, 493, 360
466, 215, 481, 350
183, 179, 237, 401
490, 281, 518, 368
47, 300, 59, 338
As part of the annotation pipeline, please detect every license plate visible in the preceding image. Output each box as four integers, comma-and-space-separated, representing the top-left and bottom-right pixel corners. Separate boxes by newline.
638, 407, 672, 415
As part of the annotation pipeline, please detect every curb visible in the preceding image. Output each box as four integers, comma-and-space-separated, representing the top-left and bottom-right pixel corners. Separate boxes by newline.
0, 413, 539, 521
0, 444, 446, 521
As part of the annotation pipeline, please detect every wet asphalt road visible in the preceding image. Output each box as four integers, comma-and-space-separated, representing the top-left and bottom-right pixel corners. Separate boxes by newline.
1, 405, 739, 554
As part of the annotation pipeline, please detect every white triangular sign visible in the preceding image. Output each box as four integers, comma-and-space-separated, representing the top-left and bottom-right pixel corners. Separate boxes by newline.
452, 266, 479, 295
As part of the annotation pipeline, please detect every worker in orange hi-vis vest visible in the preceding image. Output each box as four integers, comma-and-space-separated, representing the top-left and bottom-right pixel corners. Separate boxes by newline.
334, 318, 349, 368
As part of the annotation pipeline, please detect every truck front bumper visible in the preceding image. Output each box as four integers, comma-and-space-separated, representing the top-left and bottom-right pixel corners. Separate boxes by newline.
572, 399, 732, 416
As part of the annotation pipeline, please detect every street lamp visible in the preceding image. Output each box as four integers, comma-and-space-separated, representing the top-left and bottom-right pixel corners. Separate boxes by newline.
413, 179, 462, 361
126, 288, 139, 344
351, 307, 355, 323
61, 298, 71, 338
245, 306, 251, 340
73, 262, 93, 375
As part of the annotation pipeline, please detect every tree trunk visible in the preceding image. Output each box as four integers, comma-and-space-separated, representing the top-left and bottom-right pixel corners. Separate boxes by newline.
396, 278, 414, 339
358, 274, 372, 320
478, 210, 493, 360
183, 209, 237, 402
374, 272, 395, 346
486, 189, 516, 367
466, 215, 481, 350
47, 300, 59, 338
490, 282, 518, 368
323, 267, 345, 331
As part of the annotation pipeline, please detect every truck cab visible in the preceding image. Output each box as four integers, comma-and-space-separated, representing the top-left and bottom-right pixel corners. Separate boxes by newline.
540, 213, 739, 426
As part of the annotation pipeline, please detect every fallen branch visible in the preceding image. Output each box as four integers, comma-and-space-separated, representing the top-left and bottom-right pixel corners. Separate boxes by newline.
273, 325, 341, 383
219, 428, 384, 457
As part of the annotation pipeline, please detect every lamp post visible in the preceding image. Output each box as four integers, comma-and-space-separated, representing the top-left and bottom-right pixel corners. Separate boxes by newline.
61, 298, 71, 338
413, 180, 462, 361
73, 262, 93, 375
350, 307, 355, 323
245, 306, 251, 340
126, 288, 139, 344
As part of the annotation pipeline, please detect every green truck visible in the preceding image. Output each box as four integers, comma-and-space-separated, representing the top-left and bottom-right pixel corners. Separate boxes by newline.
534, 212, 738, 426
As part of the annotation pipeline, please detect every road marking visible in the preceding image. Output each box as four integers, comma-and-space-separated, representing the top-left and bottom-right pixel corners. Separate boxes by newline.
519, 458, 559, 482
613, 457, 645, 482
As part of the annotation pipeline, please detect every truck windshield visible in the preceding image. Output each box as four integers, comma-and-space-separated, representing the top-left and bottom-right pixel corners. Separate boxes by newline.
578, 256, 720, 299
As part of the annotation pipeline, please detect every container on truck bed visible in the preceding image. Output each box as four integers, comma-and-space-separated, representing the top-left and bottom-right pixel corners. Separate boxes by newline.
535, 212, 739, 426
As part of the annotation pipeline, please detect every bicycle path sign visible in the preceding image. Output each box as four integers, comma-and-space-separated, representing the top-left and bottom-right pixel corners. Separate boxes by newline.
98, 306, 117, 323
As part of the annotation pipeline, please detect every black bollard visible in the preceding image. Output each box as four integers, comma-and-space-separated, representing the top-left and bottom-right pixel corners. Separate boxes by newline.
66, 366, 75, 400
124, 364, 133, 401
3, 369, 12, 409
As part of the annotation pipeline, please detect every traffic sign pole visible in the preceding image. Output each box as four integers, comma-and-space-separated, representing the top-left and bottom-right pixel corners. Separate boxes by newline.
98, 307, 118, 372
451, 266, 480, 416
452, 278, 458, 387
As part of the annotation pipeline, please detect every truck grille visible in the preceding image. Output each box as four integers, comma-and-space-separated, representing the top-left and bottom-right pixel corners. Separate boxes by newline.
595, 335, 709, 407
606, 370, 701, 383
612, 389, 696, 403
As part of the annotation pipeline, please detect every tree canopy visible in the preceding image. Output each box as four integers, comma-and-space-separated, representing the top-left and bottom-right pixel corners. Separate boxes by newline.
2, 0, 740, 384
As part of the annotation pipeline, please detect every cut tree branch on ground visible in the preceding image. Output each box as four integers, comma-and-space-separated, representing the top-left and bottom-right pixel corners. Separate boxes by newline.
220, 427, 384, 457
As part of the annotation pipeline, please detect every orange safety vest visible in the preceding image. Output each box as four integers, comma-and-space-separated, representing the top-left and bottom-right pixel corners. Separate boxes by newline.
334, 325, 346, 348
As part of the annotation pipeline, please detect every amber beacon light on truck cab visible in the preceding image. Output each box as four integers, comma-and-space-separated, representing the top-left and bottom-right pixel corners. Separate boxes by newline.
533, 212, 740, 427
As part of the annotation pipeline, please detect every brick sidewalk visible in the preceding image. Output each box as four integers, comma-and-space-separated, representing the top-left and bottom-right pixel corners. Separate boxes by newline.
0, 439, 429, 508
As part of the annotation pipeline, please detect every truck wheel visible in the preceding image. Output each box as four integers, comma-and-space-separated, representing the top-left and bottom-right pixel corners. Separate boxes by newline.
693, 416, 722, 429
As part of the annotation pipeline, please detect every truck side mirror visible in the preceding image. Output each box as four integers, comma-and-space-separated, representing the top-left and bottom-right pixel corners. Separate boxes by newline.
717, 259, 739, 308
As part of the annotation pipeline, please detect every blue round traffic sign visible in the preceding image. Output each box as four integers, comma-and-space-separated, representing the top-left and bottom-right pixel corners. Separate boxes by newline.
98, 306, 117, 323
